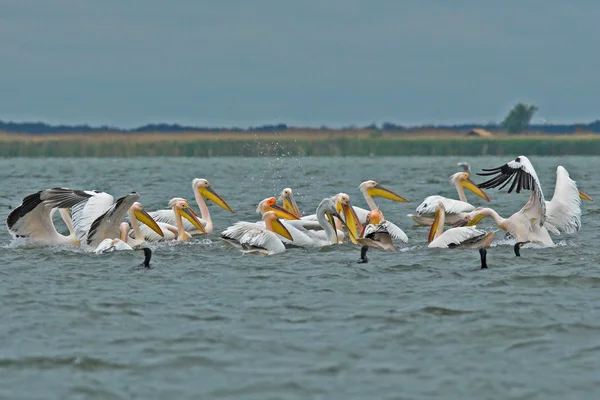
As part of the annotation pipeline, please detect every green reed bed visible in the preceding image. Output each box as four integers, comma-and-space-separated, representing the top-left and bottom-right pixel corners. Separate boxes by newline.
2, 136, 600, 157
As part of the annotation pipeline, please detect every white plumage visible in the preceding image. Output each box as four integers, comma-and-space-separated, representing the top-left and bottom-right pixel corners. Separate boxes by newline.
544, 166, 582, 235
428, 225, 490, 248
427, 202, 495, 249
416, 195, 476, 215
221, 223, 285, 255
94, 238, 133, 254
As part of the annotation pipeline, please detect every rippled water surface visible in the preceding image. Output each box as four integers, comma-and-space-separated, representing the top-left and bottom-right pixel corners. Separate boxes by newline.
1, 156, 600, 400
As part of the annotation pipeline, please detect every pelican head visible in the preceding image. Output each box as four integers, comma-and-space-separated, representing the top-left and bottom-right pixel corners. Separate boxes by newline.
367, 209, 384, 225
359, 180, 409, 203
262, 210, 294, 241
360, 209, 385, 239
457, 162, 471, 174
169, 197, 207, 233
449, 172, 490, 201
279, 187, 301, 218
129, 202, 164, 238
332, 193, 360, 244
460, 208, 487, 227
256, 197, 299, 220
192, 178, 234, 213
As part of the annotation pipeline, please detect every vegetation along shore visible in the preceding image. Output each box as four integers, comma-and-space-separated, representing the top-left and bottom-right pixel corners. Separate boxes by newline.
2, 130, 600, 157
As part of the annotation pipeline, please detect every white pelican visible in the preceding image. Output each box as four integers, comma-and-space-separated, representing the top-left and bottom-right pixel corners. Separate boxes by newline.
279, 188, 302, 219
356, 180, 409, 221
71, 191, 164, 251
409, 170, 490, 226
149, 178, 234, 235
260, 197, 349, 248
462, 156, 586, 245
220, 210, 294, 255
138, 198, 207, 241
6, 188, 94, 246
357, 209, 408, 252
428, 203, 495, 249
298, 193, 363, 244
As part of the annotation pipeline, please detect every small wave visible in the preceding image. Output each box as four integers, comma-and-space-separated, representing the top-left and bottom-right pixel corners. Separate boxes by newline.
175, 313, 228, 322
0, 355, 127, 371
505, 338, 551, 351
306, 362, 344, 375
418, 306, 475, 316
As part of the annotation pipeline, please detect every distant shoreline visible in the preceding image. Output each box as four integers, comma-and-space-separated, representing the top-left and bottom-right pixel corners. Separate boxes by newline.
2, 129, 599, 157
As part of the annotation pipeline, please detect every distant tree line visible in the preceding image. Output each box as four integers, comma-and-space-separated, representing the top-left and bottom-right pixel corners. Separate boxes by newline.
1, 118, 599, 135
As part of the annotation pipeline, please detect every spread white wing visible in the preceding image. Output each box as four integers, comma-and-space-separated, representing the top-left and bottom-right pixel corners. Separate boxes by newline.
544, 166, 582, 235
72, 191, 115, 245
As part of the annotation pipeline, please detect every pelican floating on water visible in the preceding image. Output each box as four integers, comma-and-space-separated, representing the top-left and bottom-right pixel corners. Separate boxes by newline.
221, 210, 294, 255
409, 169, 490, 226
6, 188, 94, 246
462, 156, 586, 245
261, 197, 349, 248
428, 203, 495, 249
148, 179, 234, 235
139, 198, 207, 241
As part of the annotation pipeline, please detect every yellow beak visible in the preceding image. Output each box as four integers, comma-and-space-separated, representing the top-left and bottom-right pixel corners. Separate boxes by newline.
461, 177, 490, 201
366, 184, 409, 202
177, 206, 207, 233
271, 218, 294, 241
134, 209, 164, 237
268, 204, 300, 220
579, 190, 592, 201
428, 207, 443, 243
341, 202, 361, 244
199, 186, 235, 213
466, 212, 486, 227
325, 211, 339, 244
283, 194, 302, 219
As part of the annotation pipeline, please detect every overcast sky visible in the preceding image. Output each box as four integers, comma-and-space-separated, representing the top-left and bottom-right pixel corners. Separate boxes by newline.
2, 0, 599, 128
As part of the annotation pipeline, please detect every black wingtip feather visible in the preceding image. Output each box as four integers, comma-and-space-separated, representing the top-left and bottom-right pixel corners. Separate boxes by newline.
6, 191, 43, 230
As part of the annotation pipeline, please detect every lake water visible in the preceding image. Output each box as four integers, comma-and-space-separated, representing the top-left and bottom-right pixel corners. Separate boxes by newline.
1, 156, 599, 400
